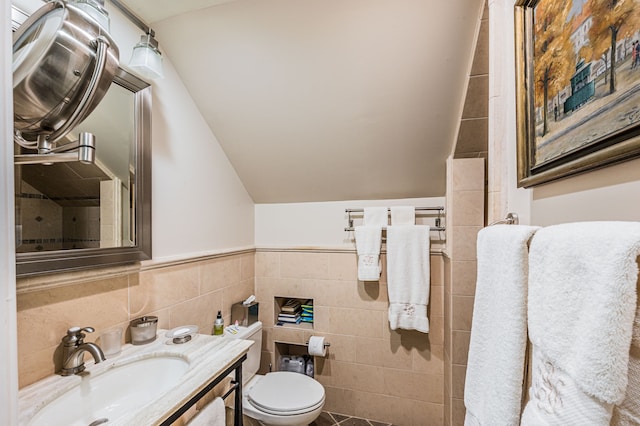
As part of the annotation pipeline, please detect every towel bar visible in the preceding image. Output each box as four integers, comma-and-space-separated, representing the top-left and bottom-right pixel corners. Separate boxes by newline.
344, 206, 445, 232
489, 212, 519, 226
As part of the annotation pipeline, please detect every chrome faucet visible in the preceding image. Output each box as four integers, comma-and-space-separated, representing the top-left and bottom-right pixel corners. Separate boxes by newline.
58, 326, 106, 376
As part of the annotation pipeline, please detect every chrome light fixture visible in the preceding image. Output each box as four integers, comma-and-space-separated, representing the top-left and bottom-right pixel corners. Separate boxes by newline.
129, 31, 164, 79
70, 0, 111, 32
12, 0, 120, 165
108, 0, 164, 80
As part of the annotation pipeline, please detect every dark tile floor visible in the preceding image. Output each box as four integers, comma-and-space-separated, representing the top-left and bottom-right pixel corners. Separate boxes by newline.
225, 408, 392, 426
311, 411, 392, 426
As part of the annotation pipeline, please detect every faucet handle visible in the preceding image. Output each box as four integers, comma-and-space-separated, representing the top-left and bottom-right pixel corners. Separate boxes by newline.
63, 326, 95, 345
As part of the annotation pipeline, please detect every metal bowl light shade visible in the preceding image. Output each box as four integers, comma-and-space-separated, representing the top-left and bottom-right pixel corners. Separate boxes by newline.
13, 0, 119, 145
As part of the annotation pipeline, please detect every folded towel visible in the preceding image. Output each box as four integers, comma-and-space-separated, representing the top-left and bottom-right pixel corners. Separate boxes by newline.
188, 397, 225, 426
386, 225, 430, 333
363, 206, 388, 226
390, 206, 415, 225
464, 224, 539, 426
523, 222, 640, 424
355, 207, 387, 281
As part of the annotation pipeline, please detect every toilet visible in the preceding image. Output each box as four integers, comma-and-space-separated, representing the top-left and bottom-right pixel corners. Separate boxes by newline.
227, 321, 325, 426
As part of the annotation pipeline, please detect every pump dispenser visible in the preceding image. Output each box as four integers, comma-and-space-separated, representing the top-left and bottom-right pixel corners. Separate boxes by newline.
213, 310, 224, 335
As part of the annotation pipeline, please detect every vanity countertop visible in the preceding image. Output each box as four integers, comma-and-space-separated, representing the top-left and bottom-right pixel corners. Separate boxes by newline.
18, 331, 253, 425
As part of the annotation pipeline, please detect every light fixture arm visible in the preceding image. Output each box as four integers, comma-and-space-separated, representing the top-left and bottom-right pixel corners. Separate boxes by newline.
107, 0, 155, 37
15, 132, 96, 165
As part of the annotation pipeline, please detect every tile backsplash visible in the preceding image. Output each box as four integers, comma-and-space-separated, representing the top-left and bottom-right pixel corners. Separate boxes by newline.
16, 248, 446, 426
16, 251, 255, 388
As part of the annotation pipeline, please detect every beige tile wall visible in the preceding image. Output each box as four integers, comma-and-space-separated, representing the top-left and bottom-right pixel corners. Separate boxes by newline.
17, 247, 451, 425
453, 1, 489, 161
444, 158, 485, 426
255, 249, 445, 426
446, 1, 489, 421
16, 251, 255, 388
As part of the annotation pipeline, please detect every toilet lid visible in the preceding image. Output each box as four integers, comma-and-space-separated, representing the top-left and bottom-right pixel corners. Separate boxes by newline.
248, 372, 325, 414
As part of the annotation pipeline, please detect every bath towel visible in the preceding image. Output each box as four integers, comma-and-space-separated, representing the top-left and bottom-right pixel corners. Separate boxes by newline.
355, 207, 387, 281
386, 224, 430, 333
188, 397, 225, 426
463, 224, 539, 426
390, 206, 415, 225
612, 273, 640, 426
522, 222, 640, 425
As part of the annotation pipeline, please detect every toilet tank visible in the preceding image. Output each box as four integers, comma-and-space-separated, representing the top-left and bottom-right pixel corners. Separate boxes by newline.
226, 320, 262, 383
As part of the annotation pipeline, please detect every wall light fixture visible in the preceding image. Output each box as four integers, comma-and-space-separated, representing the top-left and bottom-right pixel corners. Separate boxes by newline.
108, 0, 164, 80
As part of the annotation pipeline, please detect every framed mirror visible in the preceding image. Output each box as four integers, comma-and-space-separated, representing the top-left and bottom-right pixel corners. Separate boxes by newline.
12, 6, 152, 277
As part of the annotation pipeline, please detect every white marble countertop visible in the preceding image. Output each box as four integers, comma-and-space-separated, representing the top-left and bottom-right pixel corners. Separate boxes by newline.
18, 331, 253, 425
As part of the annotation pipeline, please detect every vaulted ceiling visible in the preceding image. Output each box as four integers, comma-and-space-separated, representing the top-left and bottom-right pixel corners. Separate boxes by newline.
119, 0, 485, 203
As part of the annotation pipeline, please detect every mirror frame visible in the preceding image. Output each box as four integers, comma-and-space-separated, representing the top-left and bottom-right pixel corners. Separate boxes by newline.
13, 6, 152, 277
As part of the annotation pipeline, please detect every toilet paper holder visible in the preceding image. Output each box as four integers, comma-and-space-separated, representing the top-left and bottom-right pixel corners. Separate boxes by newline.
305, 340, 330, 348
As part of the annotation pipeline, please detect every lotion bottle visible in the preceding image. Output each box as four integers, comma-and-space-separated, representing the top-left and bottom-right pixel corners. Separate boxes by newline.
213, 311, 224, 335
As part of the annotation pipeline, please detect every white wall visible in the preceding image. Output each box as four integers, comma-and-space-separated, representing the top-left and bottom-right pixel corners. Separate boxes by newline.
488, 0, 532, 225
255, 197, 445, 248
1, 1, 18, 423
530, 158, 640, 225
12, 0, 256, 262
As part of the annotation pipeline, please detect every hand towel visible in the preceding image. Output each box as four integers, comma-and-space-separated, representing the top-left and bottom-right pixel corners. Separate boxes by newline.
390, 206, 415, 225
522, 222, 640, 425
355, 207, 387, 281
188, 397, 226, 426
355, 226, 383, 281
463, 224, 539, 426
363, 206, 388, 226
386, 224, 430, 333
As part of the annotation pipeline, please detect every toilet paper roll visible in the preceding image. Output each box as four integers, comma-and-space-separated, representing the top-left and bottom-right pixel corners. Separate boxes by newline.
308, 336, 327, 357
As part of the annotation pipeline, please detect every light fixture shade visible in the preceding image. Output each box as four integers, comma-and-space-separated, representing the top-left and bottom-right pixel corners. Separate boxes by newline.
71, 0, 110, 32
129, 35, 164, 80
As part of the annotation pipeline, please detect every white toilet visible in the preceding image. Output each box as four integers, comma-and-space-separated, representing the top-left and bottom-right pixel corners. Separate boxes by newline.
227, 321, 325, 426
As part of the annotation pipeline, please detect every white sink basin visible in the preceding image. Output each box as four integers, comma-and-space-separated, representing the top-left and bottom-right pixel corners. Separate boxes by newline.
29, 356, 190, 426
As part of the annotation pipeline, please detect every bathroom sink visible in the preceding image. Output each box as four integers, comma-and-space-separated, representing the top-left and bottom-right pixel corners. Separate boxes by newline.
28, 356, 190, 426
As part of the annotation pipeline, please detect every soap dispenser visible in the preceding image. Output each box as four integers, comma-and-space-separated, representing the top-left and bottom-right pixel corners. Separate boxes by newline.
213, 311, 224, 335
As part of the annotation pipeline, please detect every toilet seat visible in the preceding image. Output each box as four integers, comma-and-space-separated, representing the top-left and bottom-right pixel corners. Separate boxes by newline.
247, 371, 325, 416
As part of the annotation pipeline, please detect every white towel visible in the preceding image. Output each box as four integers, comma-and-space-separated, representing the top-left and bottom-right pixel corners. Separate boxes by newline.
355, 207, 387, 281
523, 222, 640, 425
612, 274, 640, 426
363, 206, 388, 226
386, 225, 430, 333
463, 224, 539, 426
521, 349, 615, 425
188, 397, 226, 426
355, 226, 383, 281
390, 206, 415, 225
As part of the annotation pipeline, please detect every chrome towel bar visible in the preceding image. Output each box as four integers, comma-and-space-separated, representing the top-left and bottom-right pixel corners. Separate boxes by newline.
344, 206, 445, 232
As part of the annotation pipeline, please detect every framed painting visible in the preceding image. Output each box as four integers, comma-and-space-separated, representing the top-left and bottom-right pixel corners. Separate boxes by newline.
515, 0, 640, 187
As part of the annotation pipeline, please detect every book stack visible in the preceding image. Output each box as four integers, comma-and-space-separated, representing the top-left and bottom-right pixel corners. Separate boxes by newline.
301, 300, 313, 324
277, 299, 302, 324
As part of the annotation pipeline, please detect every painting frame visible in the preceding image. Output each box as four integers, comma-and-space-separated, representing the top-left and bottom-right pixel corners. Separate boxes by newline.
515, 0, 640, 188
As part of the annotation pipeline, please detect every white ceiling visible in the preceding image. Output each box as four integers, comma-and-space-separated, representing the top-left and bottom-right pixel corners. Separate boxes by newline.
119, 0, 484, 203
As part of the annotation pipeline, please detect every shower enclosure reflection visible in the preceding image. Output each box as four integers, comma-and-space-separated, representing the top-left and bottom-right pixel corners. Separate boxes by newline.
15, 81, 135, 253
